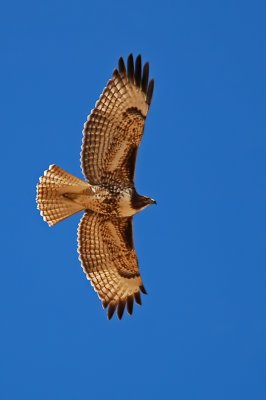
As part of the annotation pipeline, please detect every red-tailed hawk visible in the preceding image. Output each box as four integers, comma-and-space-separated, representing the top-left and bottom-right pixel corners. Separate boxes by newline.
36, 54, 155, 319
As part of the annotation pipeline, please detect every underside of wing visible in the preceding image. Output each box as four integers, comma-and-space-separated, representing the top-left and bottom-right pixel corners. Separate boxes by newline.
78, 212, 147, 319
81, 54, 154, 186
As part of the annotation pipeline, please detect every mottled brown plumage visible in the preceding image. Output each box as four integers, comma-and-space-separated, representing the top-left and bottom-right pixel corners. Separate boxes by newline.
36, 54, 155, 319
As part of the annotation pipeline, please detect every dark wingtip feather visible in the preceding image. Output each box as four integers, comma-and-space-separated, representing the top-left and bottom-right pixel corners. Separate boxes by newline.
117, 300, 126, 320
135, 54, 142, 87
118, 57, 126, 76
108, 303, 117, 320
120, 54, 154, 105
146, 79, 154, 105
140, 285, 148, 295
102, 300, 108, 309
126, 295, 134, 315
127, 54, 134, 83
141, 62, 149, 94
112, 69, 120, 79
134, 291, 142, 305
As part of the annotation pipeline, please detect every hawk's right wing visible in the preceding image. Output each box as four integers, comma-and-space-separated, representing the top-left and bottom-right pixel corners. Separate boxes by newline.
78, 212, 147, 319
81, 54, 154, 187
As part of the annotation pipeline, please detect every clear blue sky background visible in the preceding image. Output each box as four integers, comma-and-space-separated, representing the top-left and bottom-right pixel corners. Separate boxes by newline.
1, 1, 265, 399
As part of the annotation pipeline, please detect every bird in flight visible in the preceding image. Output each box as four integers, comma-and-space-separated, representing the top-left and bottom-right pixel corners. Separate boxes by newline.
36, 54, 155, 319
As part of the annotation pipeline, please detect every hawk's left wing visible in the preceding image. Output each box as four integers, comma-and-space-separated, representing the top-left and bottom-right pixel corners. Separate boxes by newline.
78, 212, 147, 319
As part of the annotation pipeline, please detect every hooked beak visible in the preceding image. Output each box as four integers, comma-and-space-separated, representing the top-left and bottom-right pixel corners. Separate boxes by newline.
150, 198, 157, 205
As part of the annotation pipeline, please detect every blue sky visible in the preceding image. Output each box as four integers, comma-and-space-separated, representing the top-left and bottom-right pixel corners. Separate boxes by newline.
1, 0, 265, 399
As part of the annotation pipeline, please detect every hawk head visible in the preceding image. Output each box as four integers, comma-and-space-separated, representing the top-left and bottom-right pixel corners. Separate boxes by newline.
131, 192, 156, 212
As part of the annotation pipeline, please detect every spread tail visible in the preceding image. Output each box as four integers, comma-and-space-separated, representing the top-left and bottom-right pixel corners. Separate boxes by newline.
36, 164, 88, 226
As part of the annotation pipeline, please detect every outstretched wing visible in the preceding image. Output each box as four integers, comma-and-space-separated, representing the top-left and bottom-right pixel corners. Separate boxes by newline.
81, 54, 154, 186
78, 212, 147, 319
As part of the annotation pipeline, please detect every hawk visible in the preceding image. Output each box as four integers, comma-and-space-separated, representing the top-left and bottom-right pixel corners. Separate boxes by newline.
36, 54, 155, 319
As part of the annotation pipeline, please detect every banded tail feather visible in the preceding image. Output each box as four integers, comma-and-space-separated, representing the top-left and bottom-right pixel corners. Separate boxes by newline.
36, 164, 87, 226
